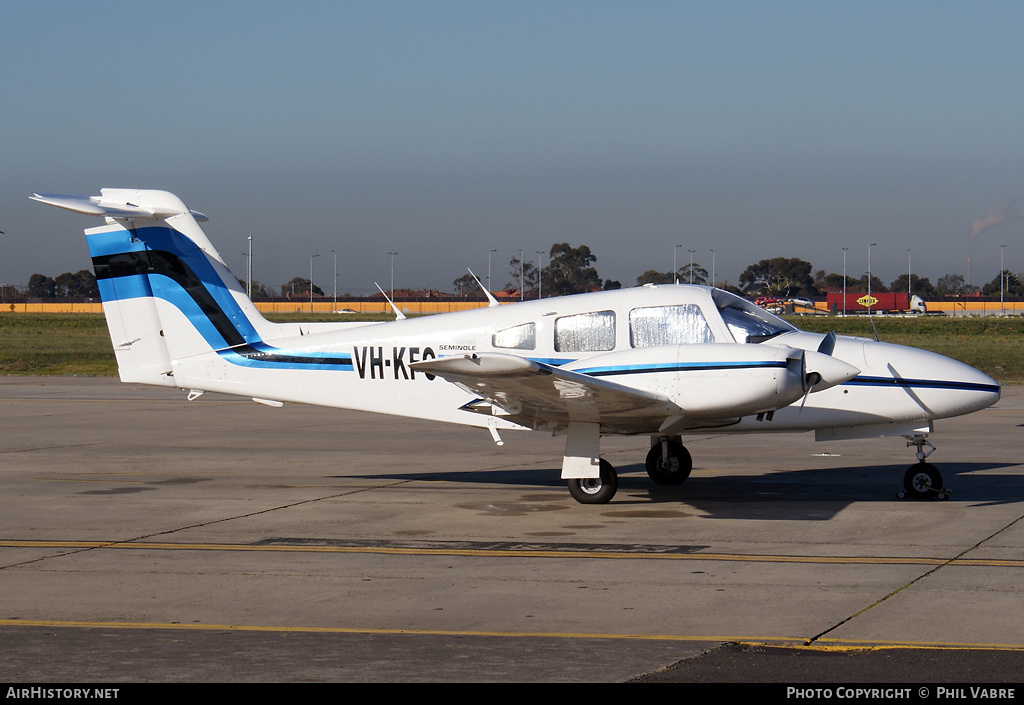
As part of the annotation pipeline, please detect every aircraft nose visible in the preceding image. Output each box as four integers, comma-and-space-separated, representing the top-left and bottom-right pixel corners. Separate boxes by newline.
862, 341, 1000, 419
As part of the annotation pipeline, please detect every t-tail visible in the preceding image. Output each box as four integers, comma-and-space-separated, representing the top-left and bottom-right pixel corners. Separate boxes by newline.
31, 189, 282, 387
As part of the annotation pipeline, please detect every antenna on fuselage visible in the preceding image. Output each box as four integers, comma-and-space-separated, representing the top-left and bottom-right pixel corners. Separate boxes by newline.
817, 331, 837, 356
467, 268, 500, 307
375, 282, 406, 321
868, 317, 880, 342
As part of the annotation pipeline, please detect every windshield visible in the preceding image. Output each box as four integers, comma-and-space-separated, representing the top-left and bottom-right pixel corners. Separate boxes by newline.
711, 289, 796, 343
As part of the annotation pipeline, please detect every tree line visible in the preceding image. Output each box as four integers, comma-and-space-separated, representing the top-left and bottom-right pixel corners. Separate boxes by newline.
21, 271, 99, 299
11, 251, 1023, 301
637, 256, 1023, 299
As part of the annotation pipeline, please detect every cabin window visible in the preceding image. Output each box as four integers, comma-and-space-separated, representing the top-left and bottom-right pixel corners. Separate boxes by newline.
554, 311, 616, 352
629, 305, 715, 347
492, 322, 536, 350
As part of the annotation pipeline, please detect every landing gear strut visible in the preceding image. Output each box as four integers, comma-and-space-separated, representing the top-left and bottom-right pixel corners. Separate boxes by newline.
899, 434, 950, 500
567, 458, 618, 504
565, 438, 696, 504
562, 432, 695, 504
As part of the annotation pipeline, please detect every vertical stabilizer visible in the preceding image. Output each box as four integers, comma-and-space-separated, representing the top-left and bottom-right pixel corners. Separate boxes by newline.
87, 220, 176, 385
32, 189, 282, 386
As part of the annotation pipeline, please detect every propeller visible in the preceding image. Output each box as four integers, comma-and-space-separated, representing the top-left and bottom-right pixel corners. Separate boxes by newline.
792, 333, 860, 412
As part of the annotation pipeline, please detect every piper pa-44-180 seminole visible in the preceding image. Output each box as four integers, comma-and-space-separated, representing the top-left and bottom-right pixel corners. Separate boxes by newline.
32, 189, 1000, 504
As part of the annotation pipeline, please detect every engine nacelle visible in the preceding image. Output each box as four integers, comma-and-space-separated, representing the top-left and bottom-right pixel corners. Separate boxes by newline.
566, 344, 857, 419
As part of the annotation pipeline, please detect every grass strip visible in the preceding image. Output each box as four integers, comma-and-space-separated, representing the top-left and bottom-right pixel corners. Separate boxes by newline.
1, 312, 1020, 383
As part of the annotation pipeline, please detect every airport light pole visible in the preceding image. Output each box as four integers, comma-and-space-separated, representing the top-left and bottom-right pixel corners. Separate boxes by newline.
309, 253, 319, 313
674, 245, 682, 284
907, 248, 912, 301
842, 247, 848, 317
536, 250, 545, 299
519, 249, 524, 300
1001, 244, 1006, 316
247, 235, 252, 298
332, 249, 337, 313
867, 243, 877, 316
387, 251, 397, 302
688, 249, 695, 284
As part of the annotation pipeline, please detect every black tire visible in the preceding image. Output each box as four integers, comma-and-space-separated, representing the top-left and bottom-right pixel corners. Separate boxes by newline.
645, 440, 692, 485
567, 459, 618, 504
903, 463, 943, 500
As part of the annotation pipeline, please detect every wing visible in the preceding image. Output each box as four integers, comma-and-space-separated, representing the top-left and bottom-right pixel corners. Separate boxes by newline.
410, 353, 682, 433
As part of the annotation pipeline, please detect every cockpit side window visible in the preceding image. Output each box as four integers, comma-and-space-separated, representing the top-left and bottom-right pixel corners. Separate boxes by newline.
629, 305, 715, 347
554, 311, 616, 352
492, 322, 536, 350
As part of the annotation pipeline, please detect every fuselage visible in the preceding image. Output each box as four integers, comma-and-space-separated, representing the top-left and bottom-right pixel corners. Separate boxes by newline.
166, 283, 999, 439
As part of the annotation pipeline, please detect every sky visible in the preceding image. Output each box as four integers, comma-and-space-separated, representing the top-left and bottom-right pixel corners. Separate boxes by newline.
3, 1, 1024, 295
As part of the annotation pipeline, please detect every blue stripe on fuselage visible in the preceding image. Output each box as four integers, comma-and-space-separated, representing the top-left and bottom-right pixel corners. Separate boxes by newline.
219, 345, 353, 371
573, 360, 789, 377
843, 376, 999, 394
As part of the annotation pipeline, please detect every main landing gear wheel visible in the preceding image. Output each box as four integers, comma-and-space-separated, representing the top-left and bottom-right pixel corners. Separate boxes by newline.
645, 440, 692, 485
900, 462, 948, 500
567, 458, 618, 504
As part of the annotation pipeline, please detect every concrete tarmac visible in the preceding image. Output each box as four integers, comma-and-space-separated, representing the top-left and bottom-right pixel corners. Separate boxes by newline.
0, 377, 1022, 683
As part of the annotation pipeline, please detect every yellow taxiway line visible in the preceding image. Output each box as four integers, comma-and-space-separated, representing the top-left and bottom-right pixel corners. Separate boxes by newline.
0, 618, 1021, 652
1, 539, 1022, 567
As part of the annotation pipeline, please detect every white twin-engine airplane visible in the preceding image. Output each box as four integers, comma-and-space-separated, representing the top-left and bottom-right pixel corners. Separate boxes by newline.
33, 189, 1000, 504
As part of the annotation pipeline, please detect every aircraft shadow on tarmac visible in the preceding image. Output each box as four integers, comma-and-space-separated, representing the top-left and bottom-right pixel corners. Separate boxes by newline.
347, 461, 1024, 521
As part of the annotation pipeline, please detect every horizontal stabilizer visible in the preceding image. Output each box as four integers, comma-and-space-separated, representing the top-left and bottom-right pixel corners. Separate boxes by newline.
31, 191, 207, 221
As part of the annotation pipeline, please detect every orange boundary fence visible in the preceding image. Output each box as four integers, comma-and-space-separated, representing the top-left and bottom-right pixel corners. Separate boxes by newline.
0, 300, 497, 314
3, 299, 1022, 315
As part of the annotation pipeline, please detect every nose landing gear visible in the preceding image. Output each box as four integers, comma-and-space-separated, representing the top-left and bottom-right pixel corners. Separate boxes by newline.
899, 434, 950, 500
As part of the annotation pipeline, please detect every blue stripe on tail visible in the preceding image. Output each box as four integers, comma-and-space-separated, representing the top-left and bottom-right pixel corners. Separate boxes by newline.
88, 224, 352, 371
